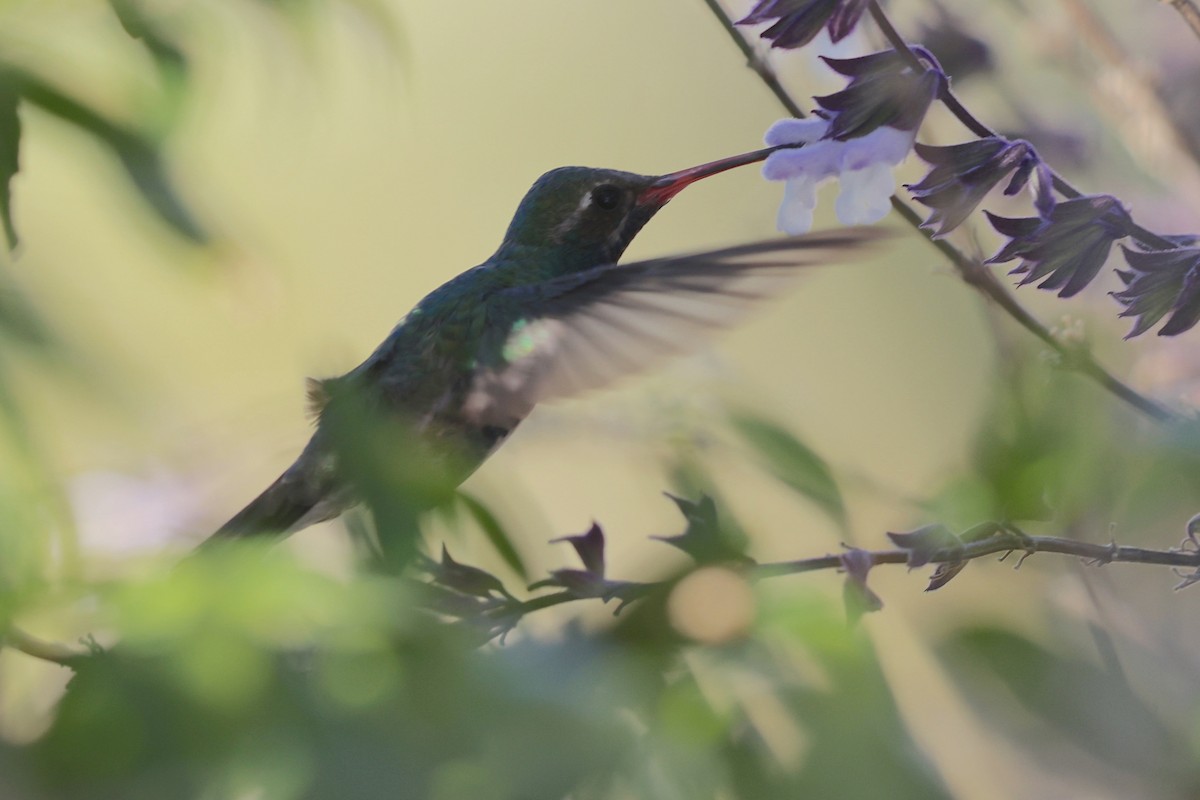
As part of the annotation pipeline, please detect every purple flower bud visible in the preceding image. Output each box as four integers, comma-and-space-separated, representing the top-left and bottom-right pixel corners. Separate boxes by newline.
906, 138, 1041, 237
528, 523, 637, 601
986, 195, 1131, 298
549, 522, 606, 577
737, 0, 870, 50
1113, 244, 1200, 337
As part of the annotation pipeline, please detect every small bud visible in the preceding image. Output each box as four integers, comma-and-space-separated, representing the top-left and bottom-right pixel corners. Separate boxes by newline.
841, 547, 883, 624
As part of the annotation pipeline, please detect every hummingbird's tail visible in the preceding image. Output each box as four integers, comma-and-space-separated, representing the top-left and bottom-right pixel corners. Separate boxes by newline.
197, 440, 347, 550
202, 471, 317, 545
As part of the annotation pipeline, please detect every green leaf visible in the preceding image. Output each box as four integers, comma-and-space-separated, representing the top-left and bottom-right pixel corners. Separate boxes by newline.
654, 493, 749, 565
0, 278, 53, 350
9, 68, 206, 244
731, 413, 846, 529
942, 626, 1184, 777
108, 0, 188, 79
457, 492, 528, 581
0, 78, 19, 249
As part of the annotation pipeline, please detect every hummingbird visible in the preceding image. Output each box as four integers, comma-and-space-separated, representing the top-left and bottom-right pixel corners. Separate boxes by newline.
201, 146, 877, 550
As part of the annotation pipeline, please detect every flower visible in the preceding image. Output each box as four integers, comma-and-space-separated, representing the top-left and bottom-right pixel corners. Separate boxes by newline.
738, 0, 870, 50
986, 195, 1131, 298
762, 48, 944, 234
1113, 242, 1200, 337
906, 138, 1045, 237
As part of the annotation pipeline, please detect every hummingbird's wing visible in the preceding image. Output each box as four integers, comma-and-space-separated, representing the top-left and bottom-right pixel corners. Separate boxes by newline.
463, 228, 882, 426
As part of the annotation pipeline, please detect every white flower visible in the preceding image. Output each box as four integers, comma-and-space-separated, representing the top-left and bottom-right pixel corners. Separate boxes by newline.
762, 120, 916, 234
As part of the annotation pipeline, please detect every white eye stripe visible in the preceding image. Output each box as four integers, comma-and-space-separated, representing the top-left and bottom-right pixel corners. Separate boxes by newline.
550, 190, 604, 240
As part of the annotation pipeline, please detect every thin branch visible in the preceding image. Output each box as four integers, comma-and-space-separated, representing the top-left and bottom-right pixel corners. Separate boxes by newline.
440, 526, 1200, 638
757, 532, 1200, 576
704, 0, 1182, 424
2, 626, 89, 668
1163, 0, 1200, 42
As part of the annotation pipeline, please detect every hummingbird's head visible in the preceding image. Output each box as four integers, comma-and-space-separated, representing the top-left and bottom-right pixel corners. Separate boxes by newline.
497, 147, 781, 269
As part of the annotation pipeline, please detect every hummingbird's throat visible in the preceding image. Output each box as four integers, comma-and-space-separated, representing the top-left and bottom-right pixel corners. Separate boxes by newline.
636, 144, 793, 207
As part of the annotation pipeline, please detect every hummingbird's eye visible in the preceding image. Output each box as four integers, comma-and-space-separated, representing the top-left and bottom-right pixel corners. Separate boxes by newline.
591, 184, 622, 211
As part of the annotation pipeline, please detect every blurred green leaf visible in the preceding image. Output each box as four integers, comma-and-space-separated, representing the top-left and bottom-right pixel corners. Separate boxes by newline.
654, 494, 749, 565
321, 383, 462, 570
933, 356, 1124, 527
251, 0, 408, 55
6, 68, 206, 245
719, 595, 950, 799
108, 0, 188, 80
0, 78, 19, 249
34, 609, 642, 800
942, 625, 1189, 782
731, 413, 846, 529
457, 492, 528, 581
0, 280, 53, 351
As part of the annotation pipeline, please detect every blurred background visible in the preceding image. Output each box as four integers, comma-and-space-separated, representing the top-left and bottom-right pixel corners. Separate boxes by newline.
2, 0, 1200, 797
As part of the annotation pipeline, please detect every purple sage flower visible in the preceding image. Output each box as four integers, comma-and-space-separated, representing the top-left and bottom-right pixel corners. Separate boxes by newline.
737, 0, 870, 50
762, 48, 945, 234
906, 138, 1043, 237
986, 195, 1131, 298
1113, 243, 1200, 337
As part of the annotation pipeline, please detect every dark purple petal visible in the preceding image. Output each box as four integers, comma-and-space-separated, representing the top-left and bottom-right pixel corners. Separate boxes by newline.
550, 522, 606, 577
826, 0, 869, 42
821, 49, 904, 79
1114, 245, 1200, 336
1160, 296, 1200, 336
906, 138, 1038, 236
841, 548, 883, 623
737, 0, 867, 50
765, 5, 836, 48
984, 211, 1044, 243
986, 195, 1132, 298
738, 0, 804, 24
815, 49, 943, 141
